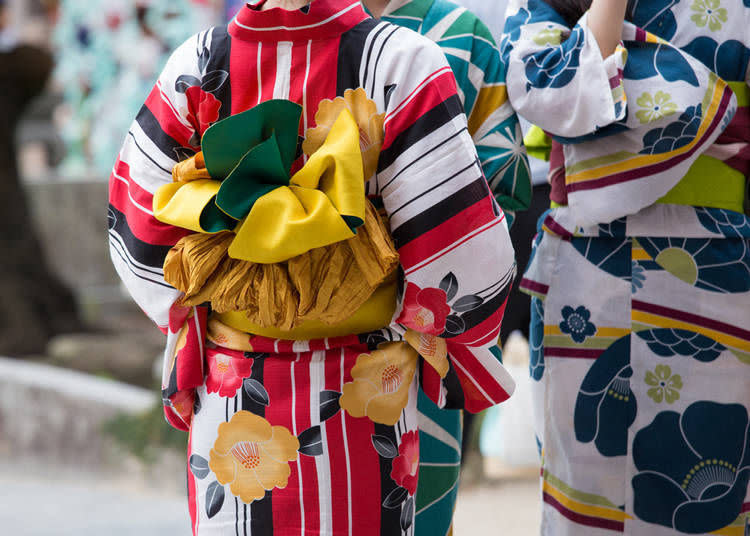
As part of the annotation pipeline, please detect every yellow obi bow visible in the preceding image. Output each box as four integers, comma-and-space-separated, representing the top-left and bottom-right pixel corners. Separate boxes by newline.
153, 100, 365, 264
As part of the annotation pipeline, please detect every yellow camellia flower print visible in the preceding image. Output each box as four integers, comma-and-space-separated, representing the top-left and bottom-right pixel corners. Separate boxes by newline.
209, 411, 300, 504
635, 91, 678, 124
404, 329, 449, 378
303, 88, 385, 181
340, 342, 418, 426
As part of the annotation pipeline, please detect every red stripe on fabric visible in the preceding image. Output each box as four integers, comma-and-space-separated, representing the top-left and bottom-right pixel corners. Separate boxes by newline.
447, 343, 510, 412
187, 428, 200, 536
544, 348, 605, 359
176, 308, 208, 392
289, 37, 340, 175
109, 160, 191, 246
520, 278, 549, 296
404, 216, 505, 276
384, 67, 452, 122
259, 42, 279, 104
230, 39, 261, 114
114, 158, 154, 209
382, 70, 458, 152
567, 88, 734, 193
289, 41, 309, 109
294, 357, 321, 534
289, 39, 311, 176
740, 502, 750, 513
632, 299, 750, 341
144, 84, 194, 147
325, 349, 351, 536
543, 492, 625, 532
608, 71, 623, 89
342, 348, 381, 533
421, 362, 443, 407
267, 354, 303, 534
542, 214, 573, 239
303, 38, 340, 129
450, 295, 508, 348
399, 197, 497, 271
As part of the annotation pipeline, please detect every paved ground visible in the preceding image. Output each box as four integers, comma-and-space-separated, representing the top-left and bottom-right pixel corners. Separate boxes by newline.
0, 470, 539, 535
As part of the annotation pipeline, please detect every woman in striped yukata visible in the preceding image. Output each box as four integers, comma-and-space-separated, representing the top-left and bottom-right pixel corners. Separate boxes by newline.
108, 0, 517, 534
502, 0, 750, 534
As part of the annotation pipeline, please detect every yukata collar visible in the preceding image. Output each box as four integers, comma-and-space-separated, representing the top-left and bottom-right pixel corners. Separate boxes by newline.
361, 0, 433, 19
230, 0, 369, 42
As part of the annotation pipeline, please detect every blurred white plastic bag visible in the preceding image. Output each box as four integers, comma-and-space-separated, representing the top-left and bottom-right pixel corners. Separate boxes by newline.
479, 333, 538, 468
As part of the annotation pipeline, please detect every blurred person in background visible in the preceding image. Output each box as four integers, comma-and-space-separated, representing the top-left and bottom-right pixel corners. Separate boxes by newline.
503, 0, 750, 534
0, 0, 84, 356
109, 0, 519, 533
53, 0, 215, 177
363, 0, 531, 533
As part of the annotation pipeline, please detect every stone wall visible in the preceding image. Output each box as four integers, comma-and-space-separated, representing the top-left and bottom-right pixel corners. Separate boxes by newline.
25, 180, 123, 306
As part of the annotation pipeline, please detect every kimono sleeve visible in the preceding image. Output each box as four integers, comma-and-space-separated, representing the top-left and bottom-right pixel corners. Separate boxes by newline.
107, 33, 208, 430
501, 0, 627, 138
376, 34, 517, 413
107, 35, 204, 330
461, 16, 531, 226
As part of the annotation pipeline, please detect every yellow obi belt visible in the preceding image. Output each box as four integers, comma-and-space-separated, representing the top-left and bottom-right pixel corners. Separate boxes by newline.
656, 155, 745, 213
215, 277, 398, 341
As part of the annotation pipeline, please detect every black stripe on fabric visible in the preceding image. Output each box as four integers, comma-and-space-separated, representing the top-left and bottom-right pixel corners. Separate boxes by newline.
440, 362, 466, 410
108, 204, 173, 269
206, 26, 233, 121
127, 131, 172, 174
135, 104, 183, 162
369, 26, 401, 96
360, 22, 390, 94
388, 160, 479, 219
240, 354, 273, 536
390, 177, 488, 249
379, 126, 468, 195
442, 276, 513, 339
108, 242, 173, 290
378, 93, 464, 172
374, 422, 404, 536
337, 18, 380, 96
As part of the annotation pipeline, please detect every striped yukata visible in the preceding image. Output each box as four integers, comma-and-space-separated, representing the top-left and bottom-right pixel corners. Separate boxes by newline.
502, 0, 750, 534
371, 1, 531, 534
108, 0, 517, 534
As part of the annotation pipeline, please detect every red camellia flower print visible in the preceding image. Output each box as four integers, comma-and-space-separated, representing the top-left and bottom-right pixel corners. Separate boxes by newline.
398, 282, 451, 335
206, 351, 254, 398
390, 431, 420, 495
185, 86, 221, 137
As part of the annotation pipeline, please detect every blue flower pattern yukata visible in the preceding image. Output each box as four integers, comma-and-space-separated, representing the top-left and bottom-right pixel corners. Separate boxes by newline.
503, 0, 750, 534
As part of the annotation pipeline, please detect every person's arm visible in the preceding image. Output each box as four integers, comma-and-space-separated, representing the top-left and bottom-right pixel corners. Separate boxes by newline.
376, 33, 517, 412
586, 0, 627, 58
501, 0, 627, 138
108, 32, 209, 430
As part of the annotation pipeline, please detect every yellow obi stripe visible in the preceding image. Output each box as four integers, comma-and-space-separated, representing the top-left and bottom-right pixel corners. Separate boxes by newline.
656, 155, 745, 213
215, 280, 398, 341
